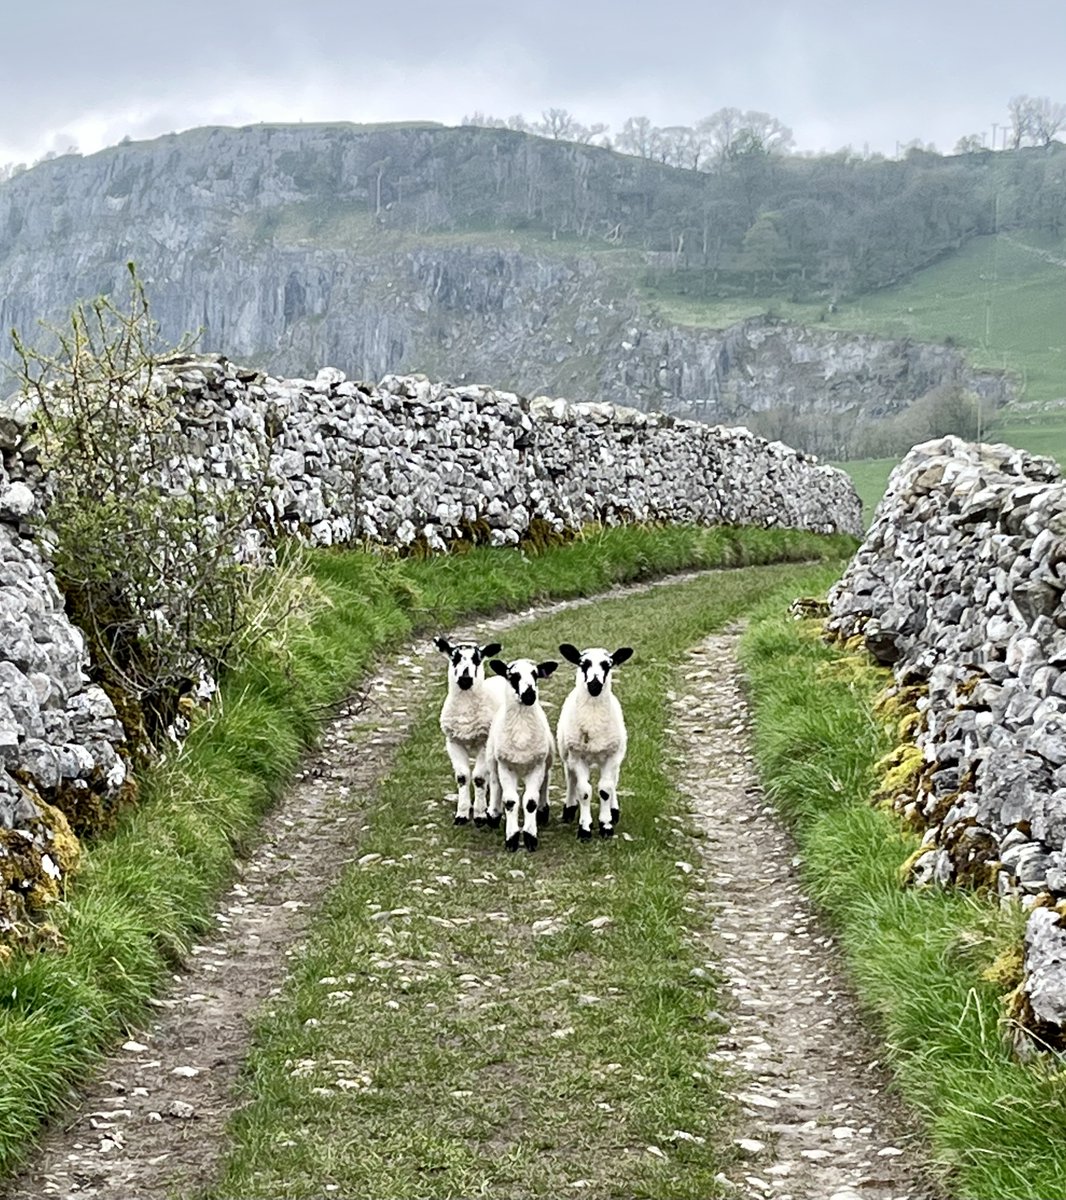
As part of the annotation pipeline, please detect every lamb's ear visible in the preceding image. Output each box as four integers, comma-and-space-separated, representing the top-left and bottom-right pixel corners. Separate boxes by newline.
480, 642, 502, 658
434, 637, 452, 655
489, 659, 508, 677
611, 647, 634, 666
559, 643, 582, 664
537, 660, 560, 679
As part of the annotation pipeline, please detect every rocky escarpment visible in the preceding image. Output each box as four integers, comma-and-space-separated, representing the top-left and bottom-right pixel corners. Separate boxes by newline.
827, 436, 1066, 1042
0, 125, 1011, 432
0, 353, 860, 948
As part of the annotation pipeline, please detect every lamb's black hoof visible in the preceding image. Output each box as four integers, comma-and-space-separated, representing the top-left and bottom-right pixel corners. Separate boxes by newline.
577, 826, 592, 842
562, 806, 577, 824
473, 816, 487, 828
599, 823, 614, 839
453, 814, 469, 826
486, 812, 502, 829
538, 804, 550, 825
610, 807, 620, 826
523, 831, 538, 852
505, 832, 521, 852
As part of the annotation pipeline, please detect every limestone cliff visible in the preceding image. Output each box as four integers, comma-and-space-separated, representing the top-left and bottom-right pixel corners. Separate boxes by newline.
0, 124, 1011, 428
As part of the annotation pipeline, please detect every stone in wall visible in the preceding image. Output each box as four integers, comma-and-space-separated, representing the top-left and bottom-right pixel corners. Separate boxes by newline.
827, 434, 1066, 1043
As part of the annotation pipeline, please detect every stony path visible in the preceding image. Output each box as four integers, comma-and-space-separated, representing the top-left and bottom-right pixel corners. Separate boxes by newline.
669, 631, 942, 1200
5, 581, 944, 1200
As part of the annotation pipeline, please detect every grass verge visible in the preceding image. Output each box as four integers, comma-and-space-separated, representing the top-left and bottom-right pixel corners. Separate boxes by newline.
206, 558, 841, 1200
0, 523, 852, 1181
739, 583, 1066, 1200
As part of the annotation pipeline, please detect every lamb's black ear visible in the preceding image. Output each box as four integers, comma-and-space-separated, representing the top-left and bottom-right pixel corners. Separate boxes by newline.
489, 659, 508, 677
434, 637, 452, 655
537, 660, 560, 678
480, 642, 502, 658
559, 643, 582, 664
611, 647, 634, 666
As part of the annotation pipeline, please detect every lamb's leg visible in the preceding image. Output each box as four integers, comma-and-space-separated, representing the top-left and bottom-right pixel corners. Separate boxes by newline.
472, 744, 491, 826
446, 739, 473, 824
561, 754, 578, 824
573, 759, 594, 842
537, 751, 551, 826
523, 761, 547, 852
485, 755, 502, 829
597, 755, 623, 838
497, 762, 522, 852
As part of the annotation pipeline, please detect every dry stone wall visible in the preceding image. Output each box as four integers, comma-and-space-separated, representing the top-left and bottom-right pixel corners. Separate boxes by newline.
0, 352, 860, 947
827, 435, 1066, 1038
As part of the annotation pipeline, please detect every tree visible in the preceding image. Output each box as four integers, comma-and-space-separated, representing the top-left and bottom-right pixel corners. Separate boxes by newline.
742, 212, 788, 289
1028, 97, 1066, 147
1008, 95, 1033, 149
10, 265, 273, 750
697, 108, 793, 168
616, 115, 657, 158
954, 134, 986, 155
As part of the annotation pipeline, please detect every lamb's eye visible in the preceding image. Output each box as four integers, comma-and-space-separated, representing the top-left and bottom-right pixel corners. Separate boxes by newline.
581, 660, 591, 671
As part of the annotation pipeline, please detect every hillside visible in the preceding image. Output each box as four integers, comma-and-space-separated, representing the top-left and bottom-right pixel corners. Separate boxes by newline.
0, 122, 1060, 452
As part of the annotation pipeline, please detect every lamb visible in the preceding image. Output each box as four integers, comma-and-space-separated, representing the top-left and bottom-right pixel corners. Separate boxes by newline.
555, 644, 634, 840
485, 656, 559, 852
434, 637, 506, 826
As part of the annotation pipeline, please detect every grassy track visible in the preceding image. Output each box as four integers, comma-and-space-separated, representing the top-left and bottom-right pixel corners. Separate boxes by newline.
206, 560, 838, 1200
0, 524, 850, 1182
740, 588, 1066, 1200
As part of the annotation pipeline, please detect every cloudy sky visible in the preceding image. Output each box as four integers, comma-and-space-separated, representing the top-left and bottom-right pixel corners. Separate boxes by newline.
2, 0, 1064, 165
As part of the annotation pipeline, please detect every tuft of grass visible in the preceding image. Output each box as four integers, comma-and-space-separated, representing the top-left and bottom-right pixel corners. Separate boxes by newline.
0, 524, 850, 1182
739, 587, 1066, 1199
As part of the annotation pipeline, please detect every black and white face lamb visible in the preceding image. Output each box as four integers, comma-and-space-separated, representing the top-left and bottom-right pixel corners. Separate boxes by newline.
559, 644, 634, 696
434, 638, 502, 690
489, 657, 559, 705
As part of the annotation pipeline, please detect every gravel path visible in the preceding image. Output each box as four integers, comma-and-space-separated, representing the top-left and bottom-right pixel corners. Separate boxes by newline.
5, 582, 944, 1200
670, 630, 943, 1200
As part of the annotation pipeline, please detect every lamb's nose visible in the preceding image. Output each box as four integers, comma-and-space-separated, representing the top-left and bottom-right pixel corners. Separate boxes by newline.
587, 679, 603, 696
458, 676, 473, 690
520, 689, 536, 706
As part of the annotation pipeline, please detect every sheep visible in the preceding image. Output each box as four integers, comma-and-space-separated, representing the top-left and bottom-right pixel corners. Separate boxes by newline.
485, 656, 559, 852
434, 637, 506, 826
555, 644, 634, 840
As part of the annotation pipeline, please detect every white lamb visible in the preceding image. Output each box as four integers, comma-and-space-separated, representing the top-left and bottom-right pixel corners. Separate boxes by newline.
485, 656, 559, 852
434, 637, 506, 826
555, 644, 634, 840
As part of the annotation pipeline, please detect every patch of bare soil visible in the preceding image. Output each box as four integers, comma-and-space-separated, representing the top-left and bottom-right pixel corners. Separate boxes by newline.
670, 630, 946, 1200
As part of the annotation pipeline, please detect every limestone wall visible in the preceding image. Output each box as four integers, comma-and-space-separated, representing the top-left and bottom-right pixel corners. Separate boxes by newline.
827, 435, 1066, 1035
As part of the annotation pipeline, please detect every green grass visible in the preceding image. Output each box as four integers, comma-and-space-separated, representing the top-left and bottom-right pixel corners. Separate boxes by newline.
0, 523, 852, 1182
207, 559, 838, 1200
740, 591, 1066, 1200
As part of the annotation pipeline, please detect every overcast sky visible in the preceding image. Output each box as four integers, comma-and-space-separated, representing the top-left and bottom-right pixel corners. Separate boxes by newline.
2, 1, 1064, 165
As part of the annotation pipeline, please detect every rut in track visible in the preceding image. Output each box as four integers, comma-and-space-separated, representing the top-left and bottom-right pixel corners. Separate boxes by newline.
670, 630, 942, 1200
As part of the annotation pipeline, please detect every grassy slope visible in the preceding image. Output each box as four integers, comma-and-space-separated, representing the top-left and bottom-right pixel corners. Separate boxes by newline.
0, 524, 850, 1182
740, 590, 1066, 1200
